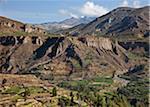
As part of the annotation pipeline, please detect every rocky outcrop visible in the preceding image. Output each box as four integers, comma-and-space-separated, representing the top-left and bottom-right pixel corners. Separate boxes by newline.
0, 36, 44, 46
119, 41, 149, 55
32, 36, 44, 45
0, 35, 130, 78
0, 16, 46, 34
85, 36, 113, 50
24, 24, 33, 33
24, 24, 45, 34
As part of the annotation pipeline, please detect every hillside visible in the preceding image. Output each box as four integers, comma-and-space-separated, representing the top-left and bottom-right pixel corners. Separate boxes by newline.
0, 16, 46, 36
64, 6, 149, 37
0, 35, 129, 76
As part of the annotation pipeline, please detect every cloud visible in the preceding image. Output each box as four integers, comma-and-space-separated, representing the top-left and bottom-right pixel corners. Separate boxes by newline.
59, 9, 79, 19
120, 0, 141, 8
80, 1, 108, 17
59, 9, 68, 15
133, 0, 140, 8
120, 0, 129, 7
59, 1, 108, 18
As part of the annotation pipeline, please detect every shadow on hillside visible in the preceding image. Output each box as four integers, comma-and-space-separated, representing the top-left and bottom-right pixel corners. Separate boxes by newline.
33, 37, 64, 59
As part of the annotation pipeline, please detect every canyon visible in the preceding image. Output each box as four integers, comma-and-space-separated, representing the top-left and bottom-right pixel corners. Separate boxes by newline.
0, 6, 149, 107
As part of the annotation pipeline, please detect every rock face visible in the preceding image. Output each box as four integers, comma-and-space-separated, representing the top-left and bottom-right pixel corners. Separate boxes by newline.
0, 16, 23, 30
24, 24, 45, 33
0, 36, 45, 73
119, 41, 149, 56
0, 16, 46, 34
0, 35, 129, 78
85, 36, 112, 50
0, 36, 44, 46
24, 24, 33, 33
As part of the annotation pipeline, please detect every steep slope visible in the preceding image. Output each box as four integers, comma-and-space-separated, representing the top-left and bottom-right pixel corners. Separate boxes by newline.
67, 6, 149, 37
0, 35, 129, 79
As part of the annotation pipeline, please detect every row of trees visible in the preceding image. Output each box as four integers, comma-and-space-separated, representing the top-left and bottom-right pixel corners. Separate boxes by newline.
56, 88, 132, 107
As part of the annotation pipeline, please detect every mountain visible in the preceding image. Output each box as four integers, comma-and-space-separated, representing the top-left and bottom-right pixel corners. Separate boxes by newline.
65, 6, 150, 37
35, 16, 95, 33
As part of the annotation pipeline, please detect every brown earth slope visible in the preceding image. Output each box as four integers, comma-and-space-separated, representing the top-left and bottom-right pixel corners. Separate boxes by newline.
0, 16, 46, 35
0, 35, 130, 79
63, 6, 149, 37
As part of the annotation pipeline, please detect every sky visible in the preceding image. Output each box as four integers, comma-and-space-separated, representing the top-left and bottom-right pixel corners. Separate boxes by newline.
0, 0, 149, 24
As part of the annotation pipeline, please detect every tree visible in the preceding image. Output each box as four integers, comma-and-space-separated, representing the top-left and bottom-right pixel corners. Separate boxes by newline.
70, 92, 74, 106
76, 92, 80, 100
21, 87, 30, 101
2, 78, 7, 85
1, 78, 7, 87
96, 95, 102, 107
58, 98, 65, 107
52, 87, 57, 97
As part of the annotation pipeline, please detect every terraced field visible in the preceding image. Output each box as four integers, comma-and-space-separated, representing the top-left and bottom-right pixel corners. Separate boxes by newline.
0, 74, 132, 106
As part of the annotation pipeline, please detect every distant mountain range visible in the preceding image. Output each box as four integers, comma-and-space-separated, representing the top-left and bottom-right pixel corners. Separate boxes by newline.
61, 6, 149, 37
34, 16, 95, 33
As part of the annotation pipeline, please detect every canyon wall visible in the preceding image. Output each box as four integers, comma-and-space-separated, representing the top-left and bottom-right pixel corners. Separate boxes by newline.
0, 36, 129, 77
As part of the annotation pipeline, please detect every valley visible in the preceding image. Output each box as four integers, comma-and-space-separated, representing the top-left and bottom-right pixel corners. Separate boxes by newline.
0, 5, 149, 107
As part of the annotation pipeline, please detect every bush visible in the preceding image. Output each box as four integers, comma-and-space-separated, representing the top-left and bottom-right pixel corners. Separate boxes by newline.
52, 87, 57, 97
118, 79, 149, 107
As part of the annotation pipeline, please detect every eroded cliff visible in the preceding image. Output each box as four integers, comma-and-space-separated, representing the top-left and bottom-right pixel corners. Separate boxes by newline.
0, 35, 130, 79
